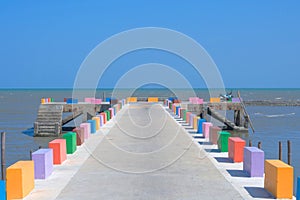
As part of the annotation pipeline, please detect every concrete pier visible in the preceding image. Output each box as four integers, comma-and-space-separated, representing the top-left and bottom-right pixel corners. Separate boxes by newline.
25, 103, 247, 199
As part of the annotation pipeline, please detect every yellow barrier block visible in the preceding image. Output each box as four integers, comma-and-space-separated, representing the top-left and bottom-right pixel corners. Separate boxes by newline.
193, 116, 199, 130
148, 97, 158, 102
127, 97, 137, 103
92, 117, 100, 130
264, 160, 293, 199
210, 97, 221, 103
7, 161, 35, 200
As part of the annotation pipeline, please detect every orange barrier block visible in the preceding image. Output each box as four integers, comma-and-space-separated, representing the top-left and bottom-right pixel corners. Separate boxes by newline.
148, 97, 158, 102
127, 97, 137, 103
264, 160, 293, 199
6, 161, 34, 200
48, 139, 67, 165
228, 137, 246, 162
186, 112, 191, 124
210, 97, 221, 103
92, 116, 100, 130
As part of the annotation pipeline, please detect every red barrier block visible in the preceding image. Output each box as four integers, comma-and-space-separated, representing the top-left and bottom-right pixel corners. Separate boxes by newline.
228, 137, 246, 162
48, 139, 67, 165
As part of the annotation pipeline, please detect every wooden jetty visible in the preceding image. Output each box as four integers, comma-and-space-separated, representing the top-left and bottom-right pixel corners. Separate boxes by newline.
34, 103, 110, 137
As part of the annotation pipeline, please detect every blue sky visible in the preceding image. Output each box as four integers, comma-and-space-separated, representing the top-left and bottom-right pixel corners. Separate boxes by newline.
0, 1, 299, 88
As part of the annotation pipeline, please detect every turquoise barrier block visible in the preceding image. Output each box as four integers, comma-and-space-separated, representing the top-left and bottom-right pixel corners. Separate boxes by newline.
87, 120, 96, 134
0, 180, 6, 200
197, 118, 206, 133
297, 176, 300, 199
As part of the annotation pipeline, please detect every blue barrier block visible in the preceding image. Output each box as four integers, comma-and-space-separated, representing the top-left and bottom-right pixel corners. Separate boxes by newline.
66, 98, 78, 104
176, 106, 180, 116
197, 118, 206, 133
0, 180, 6, 200
87, 120, 96, 134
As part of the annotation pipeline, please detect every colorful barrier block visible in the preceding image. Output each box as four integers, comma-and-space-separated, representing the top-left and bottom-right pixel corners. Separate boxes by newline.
80, 123, 91, 139
62, 132, 77, 154
176, 106, 180, 116
100, 112, 107, 124
202, 122, 212, 138
0, 180, 6, 200
127, 97, 137, 103
243, 147, 264, 177
228, 137, 246, 162
32, 148, 53, 179
66, 98, 78, 104
189, 113, 195, 126
105, 110, 111, 121
109, 107, 115, 118
264, 160, 293, 199
6, 161, 34, 200
73, 127, 85, 145
49, 139, 67, 164
193, 116, 199, 130
197, 118, 206, 133
231, 98, 241, 103
186, 112, 191, 124
182, 109, 187, 121
217, 131, 231, 152
148, 97, 158, 102
210, 97, 221, 103
98, 114, 104, 126
92, 117, 100, 130
87, 120, 96, 134
209, 126, 221, 144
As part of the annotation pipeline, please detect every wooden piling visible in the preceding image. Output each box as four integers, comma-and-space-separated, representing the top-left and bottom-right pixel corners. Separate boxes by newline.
30, 150, 32, 160
287, 140, 291, 165
278, 141, 282, 160
1, 132, 6, 180
258, 141, 262, 149
249, 140, 252, 147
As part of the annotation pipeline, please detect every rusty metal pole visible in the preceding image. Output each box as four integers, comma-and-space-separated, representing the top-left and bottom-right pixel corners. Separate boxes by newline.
278, 141, 282, 160
258, 141, 262, 149
249, 140, 252, 147
287, 140, 291, 165
30, 150, 32, 160
1, 132, 6, 180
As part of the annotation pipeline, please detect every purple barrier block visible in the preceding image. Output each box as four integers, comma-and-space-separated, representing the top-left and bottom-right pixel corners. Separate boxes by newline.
232, 98, 241, 103
80, 123, 91, 139
202, 122, 213, 138
97, 115, 104, 127
189, 114, 195, 126
32, 148, 53, 179
243, 147, 264, 177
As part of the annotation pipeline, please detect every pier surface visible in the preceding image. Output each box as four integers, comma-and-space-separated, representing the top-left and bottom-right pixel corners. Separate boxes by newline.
27, 103, 245, 199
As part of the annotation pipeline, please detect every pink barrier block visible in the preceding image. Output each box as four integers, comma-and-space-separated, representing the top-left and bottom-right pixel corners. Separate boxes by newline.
95, 99, 102, 104
202, 122, 213, 138
80, 123, 91, 139
85, 98, 95, 103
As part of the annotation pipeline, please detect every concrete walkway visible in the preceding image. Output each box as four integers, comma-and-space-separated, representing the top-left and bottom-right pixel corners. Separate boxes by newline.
26, 103, 244, 200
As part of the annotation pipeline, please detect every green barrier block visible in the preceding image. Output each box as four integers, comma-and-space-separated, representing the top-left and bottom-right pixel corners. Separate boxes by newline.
183, 109, 187, 121
218, 131, 231, 152
105, 110, 111, 121
62, 132, 77, 154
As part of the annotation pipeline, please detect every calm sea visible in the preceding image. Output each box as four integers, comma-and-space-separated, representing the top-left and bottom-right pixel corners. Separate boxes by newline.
0, 88, 299, 192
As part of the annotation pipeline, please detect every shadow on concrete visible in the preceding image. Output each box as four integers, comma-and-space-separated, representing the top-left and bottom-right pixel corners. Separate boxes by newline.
214, 157, 231, 163
227, 169, 248, 178
192, 135, 203, 139
198, 141, 210, 145
205, 148, 220, 153
184, 127, 194, 130
187, 130, 198, 134
244, 187, 274, 199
